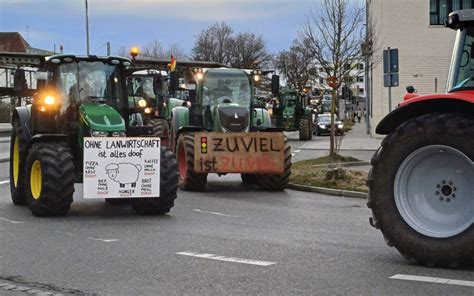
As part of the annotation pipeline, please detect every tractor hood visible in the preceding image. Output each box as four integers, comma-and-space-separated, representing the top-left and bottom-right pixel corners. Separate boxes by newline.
215, 103, 249, 132
79, 103, 125, 132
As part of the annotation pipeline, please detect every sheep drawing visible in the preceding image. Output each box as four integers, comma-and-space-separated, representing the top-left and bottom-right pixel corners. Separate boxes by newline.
105, 163, 142, 188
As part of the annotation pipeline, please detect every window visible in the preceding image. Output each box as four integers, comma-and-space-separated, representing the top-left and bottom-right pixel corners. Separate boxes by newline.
357, 76, 364, 83
430, 0, 473, 25
358, 88, 365, 95
358, 63, 364, 70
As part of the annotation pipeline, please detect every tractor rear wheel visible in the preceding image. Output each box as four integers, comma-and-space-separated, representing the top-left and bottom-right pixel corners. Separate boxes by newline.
132, 147, 179, 215
367, 113, 474, 267
256, 137, 291, 191
241, 174, 257, 184
298, 116, 312, 141
146, 118, 169, 147
9, 121, 28, 205
176, 132, 207, 191
25, 142, 75, 216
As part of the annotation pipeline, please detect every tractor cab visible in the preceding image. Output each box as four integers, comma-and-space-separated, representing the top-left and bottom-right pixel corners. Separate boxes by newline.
446, 10, 474, 91
28, 55, 137, 137
198, 68, 253, 132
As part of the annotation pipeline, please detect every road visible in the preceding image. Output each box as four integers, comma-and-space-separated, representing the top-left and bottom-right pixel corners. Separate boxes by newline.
0, 135, 472, 295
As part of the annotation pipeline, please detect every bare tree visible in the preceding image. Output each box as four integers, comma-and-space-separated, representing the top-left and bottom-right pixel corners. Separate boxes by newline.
228, 32, 271, 69
142, 40, 165, 59
165, 42, 188, 61
275, 39, 316, 92
301, 0, 365, 156
192, 21, 233, 64
115, 46, 128, 57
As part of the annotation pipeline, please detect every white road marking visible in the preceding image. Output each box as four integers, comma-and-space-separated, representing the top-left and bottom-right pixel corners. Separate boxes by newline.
294, 149, 301, 153
88, 237, 119, 243
193, 208, 241, 218
0, 217, 24, 224
0, 180, 9, 185
176, 251, 276, 266
390, 274, 474, 288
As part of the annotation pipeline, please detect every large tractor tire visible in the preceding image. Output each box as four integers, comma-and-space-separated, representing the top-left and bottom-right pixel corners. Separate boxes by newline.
241, 174, 258, 185
298, 116, 312, 141
132, 147, 179, 215
25, 142, 75, 217
9, 121, 28, 205
367, 113, 474, 267
146, 118, 169, 147
256, 137, 291, 191
176, 132, 207, 191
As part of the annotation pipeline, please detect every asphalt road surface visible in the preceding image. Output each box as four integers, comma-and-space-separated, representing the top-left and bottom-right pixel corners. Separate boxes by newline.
0, 139, 472, 295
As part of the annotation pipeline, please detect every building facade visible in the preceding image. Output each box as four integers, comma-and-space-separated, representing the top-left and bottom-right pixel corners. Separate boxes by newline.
368, 0, 465, 136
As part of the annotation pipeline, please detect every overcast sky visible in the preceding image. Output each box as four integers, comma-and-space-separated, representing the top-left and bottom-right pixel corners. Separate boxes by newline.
0, 0, 331, 57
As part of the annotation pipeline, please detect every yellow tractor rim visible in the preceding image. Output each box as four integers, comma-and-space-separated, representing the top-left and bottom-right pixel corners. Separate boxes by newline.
30, 160, 42, 200
13, 136, 19, 187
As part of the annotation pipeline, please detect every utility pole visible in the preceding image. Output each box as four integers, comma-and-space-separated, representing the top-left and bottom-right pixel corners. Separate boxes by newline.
107, 42, 111, 55
85, 0, 90, 55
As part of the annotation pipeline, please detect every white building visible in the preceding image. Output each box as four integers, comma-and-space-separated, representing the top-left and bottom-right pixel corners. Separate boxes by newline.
367, 0, 465, 136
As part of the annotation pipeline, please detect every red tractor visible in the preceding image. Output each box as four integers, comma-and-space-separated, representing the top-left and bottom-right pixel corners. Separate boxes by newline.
368, 9, 473, 267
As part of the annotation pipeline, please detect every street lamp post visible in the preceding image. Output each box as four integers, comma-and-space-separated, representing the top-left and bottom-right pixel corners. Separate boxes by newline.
85, 0, 90, 55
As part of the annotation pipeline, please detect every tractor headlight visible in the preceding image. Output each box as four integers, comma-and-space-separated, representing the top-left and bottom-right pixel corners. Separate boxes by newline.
137, 99, 147, 108
91, 130, 109, 137
338, 124, 344, 129
44, 95, 56, 105
144, 107, 153, 114
112, 131, 126, 137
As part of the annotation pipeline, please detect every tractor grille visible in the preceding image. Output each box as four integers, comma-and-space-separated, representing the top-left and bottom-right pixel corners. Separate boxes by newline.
218, 106, 249, 132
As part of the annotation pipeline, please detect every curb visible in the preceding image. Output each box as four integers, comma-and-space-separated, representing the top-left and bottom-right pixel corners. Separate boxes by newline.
310, 161, 370, 168
0, 158, 9, 163
287, 183, 368, 199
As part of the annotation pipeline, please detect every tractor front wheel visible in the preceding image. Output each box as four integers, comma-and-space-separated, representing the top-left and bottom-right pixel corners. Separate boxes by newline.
298, 116, 312, 141
132, 147, 179, 215
9, 121, 28, 205
256, 138, 291, 191
146, 118, 169, 147
176, 132, 207, 191
367, 113, 474, 267
25, 142, 75, 216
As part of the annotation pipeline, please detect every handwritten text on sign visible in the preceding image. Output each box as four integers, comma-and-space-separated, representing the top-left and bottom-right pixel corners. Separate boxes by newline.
83, 138, 160, 199
194, 132, 285, 173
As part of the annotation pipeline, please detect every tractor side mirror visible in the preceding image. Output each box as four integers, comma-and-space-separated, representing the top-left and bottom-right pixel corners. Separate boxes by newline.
36, 71, 48, 92
271, 75, 280, 95
153, 74, 163, 95
13, 69, 27, 91
169, 71, 179, 93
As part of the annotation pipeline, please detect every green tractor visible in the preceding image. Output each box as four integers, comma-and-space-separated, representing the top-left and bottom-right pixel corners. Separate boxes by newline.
2, 52, 179, 216
126, 69, 187, 146
271, 88, 313, 141
127, 58, 225, 147
170, 68, 291, 191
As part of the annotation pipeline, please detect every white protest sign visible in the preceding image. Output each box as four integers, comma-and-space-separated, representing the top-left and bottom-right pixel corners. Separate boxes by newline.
83, 137, 160, 199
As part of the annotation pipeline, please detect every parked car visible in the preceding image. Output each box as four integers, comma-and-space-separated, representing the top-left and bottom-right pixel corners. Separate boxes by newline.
314, 113, 344, 136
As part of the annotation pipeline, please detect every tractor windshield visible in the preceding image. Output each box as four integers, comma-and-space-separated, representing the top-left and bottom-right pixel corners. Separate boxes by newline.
448, 27, 474, 91
57, 61, 124, 107
202, 69, 251, 107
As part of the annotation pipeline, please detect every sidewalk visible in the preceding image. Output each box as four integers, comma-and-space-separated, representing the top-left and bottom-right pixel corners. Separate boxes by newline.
301, 119, 382, 151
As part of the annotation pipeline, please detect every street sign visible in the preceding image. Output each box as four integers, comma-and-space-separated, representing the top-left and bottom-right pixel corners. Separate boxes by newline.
383, 73, 399, 87
383, 48, 399, 74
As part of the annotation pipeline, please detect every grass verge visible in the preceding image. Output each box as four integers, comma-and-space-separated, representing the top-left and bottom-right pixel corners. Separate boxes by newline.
290, 155, 368, 193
